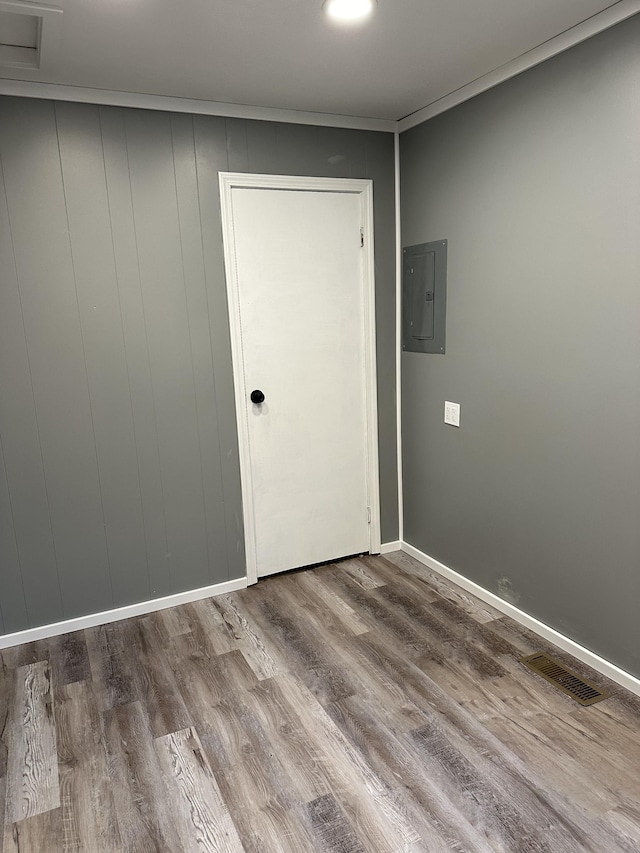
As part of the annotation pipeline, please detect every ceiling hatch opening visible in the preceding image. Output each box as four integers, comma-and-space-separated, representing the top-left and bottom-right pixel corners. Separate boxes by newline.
0, 1, 62, 69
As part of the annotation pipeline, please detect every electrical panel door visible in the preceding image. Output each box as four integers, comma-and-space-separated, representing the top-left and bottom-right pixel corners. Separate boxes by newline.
402, 240, 447, 354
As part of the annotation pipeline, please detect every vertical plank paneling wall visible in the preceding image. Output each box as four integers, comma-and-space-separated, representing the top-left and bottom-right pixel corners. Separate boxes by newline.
0, 96, 397, 635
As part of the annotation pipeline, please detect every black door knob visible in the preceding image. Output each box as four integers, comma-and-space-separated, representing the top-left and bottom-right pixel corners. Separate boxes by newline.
250, 389, 265, 404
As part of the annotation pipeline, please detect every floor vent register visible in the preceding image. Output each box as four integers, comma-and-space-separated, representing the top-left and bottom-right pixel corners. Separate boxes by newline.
520, 652, 609, 706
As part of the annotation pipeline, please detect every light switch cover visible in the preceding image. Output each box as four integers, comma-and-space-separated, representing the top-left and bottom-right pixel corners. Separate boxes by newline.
444, 401, 460, 427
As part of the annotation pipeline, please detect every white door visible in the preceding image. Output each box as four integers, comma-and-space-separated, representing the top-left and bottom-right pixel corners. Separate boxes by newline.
220, 174, 380, 580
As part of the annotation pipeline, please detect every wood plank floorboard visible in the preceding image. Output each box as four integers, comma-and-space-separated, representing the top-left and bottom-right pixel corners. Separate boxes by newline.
153, 726, 245, 853
1, 551, 639, 851
4, 661, 59, 824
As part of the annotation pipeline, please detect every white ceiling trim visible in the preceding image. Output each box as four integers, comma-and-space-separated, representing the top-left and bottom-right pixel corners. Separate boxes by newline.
1, 2, 637, 134
398, 0, 640, 132
0, 78, 396, 132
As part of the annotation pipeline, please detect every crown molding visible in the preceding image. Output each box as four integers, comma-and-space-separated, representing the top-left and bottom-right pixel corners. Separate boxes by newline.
1, 5, 636, 137
399, 0, 640, 132
0, 78, 397, 132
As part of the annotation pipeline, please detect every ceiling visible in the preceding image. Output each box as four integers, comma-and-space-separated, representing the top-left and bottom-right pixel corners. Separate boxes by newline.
0, 0, 630, 122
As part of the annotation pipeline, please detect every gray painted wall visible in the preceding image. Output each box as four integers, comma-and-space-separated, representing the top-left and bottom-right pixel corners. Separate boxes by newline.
400, 16, 640, 677
0, 96, 397, 634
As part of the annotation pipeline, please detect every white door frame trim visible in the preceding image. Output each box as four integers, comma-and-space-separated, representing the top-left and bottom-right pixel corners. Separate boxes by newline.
219, 172, 381, 585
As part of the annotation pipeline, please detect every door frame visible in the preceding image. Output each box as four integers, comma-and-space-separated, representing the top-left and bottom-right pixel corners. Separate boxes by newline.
219, 172, 381, 585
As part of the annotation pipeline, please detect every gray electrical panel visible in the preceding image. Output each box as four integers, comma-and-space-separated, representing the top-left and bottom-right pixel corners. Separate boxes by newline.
403, 240, 447, 354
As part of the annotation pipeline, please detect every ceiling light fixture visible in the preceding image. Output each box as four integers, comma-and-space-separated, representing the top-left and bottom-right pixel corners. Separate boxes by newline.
323, 0, 376, 23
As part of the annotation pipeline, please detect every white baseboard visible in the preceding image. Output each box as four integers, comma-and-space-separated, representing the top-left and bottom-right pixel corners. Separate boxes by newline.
0, 576, 247, 650
6, 541, 639, 700
401, 542, 640, 699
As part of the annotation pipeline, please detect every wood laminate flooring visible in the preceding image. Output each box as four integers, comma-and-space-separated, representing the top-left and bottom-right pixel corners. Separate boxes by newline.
1, 551, 639, 852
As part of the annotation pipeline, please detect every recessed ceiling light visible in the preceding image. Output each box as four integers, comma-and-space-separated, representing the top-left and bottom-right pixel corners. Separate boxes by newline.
323, 0, 376, 23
